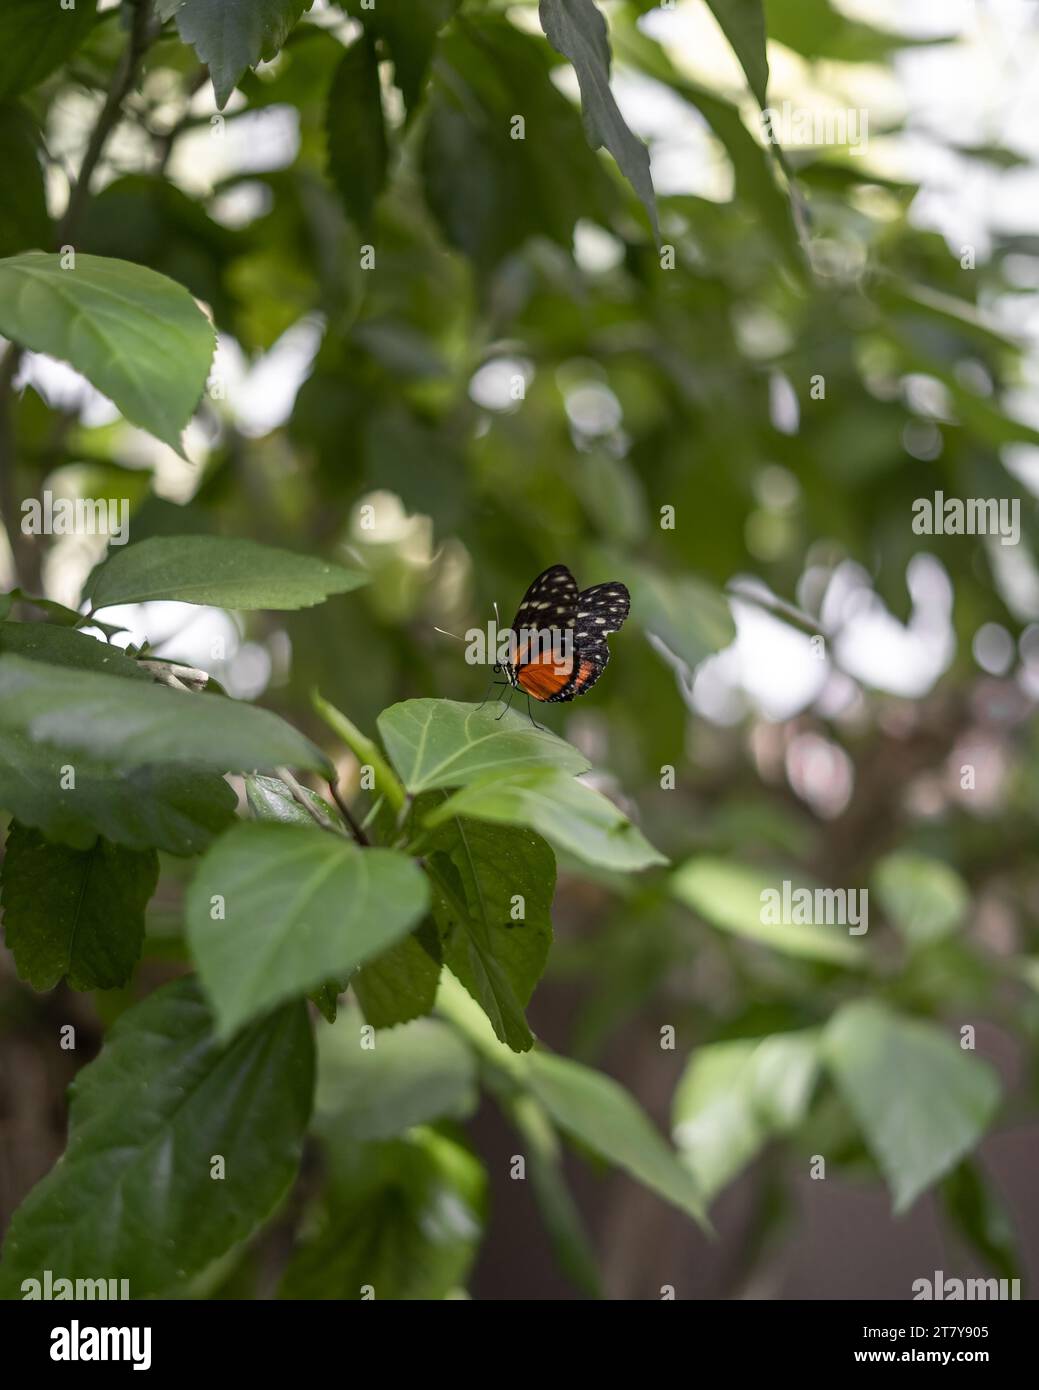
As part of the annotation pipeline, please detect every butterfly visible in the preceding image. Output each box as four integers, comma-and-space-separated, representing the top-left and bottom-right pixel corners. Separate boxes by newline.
495, 564, 630, 710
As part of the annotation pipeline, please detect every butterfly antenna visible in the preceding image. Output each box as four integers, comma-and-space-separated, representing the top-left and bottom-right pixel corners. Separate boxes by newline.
432, 625, 466, 642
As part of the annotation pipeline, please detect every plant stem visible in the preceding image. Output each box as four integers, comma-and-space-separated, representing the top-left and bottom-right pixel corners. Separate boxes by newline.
328, 780, 371, 848
55, 0, 158, 248
275, 766, 350, 841
311, 689, 407, 814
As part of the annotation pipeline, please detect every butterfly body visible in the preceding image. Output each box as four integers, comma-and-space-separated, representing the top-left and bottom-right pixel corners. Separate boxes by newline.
498, 564, 630, 704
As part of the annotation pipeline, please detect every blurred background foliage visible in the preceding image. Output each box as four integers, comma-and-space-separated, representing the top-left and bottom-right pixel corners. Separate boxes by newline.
2, 0, 1039, 1298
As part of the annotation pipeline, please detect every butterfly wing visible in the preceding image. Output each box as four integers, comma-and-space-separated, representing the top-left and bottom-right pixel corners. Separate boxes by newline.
510, 564, 579, 633
552, 580, 630, 701
509, 565, 579, 701
507, 568, 629, 703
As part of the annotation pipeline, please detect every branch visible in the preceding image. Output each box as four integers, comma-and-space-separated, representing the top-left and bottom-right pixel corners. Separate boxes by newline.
328, 780, 371, 848
55, 0, 158, 247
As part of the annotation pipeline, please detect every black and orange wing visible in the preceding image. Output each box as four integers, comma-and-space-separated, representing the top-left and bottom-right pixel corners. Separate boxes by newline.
507, 564, 578, 702
508, 567, 629, 704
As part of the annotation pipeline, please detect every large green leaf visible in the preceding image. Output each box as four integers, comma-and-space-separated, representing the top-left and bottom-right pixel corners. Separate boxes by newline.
159, 0, 312, 109
186, 823, 430, 1038
378, 698, 588, 795
1, 822, 158, 992
84, 535, 366, 611
0, 0, 101, 100
325, 37, 388, 230
526, 1050, 705, 1225
872, 851, 969, 950
823, 1001, 1001, 1213
672, 1032, 819, 1202
281, 1129, 484, 1300
424, 805, 555, 1053
0, 102, 49, 256
673, 857, 866, 965
0, 731, 237, 854
0, 978, 314, 1297
314, 1005, 477, 1142
538, 0, 657, 238
0, 655, 330, 776
425, 768, 666, 871
0, 253, 215, 453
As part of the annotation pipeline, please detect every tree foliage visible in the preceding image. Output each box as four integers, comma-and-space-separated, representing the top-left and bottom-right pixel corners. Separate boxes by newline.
0, 0, 1035, 1299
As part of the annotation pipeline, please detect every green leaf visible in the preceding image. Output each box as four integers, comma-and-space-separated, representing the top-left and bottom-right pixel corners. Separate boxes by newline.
159, 0, 312, 110
434, 966, 524, 1074
424, 807, 555, 1053
672, 857, 866, 965
309, 979, 348, 1024
0, 655, 331, 776
0, 102, 50, 256
344, 0, 459, 113
704, 0, 769, 109
353, 920, 443, 1028
426, 768, 666, 871
246, 783, 357, 1001
0, 252, 214, 453
281, 1129, 484, 1300
1, 822, 158, 992
0, 0, 101, 100
378, 698, 588, 795
629, 564, 736, 672
84, 535, 366, 611
325, 37, 388, 230
186, 822, 430, 1038
873, 851, 969, 950
5, 589, 125, 635
0, 977, 314, 1298
245, 773, 345, 830
313, 691, 406, 814
0, 731, 236, 855
672, 1032, 819, 1202
0, 622, 150, 679
314, 1005, 477, 1142
422, 18, 616, 270
823, 1001, 1001, 1214
538, 0, 658, 239
526, 1050, 706, 1225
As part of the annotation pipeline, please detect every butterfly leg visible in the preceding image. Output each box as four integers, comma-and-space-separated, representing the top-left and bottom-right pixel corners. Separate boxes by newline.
494, 684, 518, 720
525, 693, 546, 731
476, 673, 508, 711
